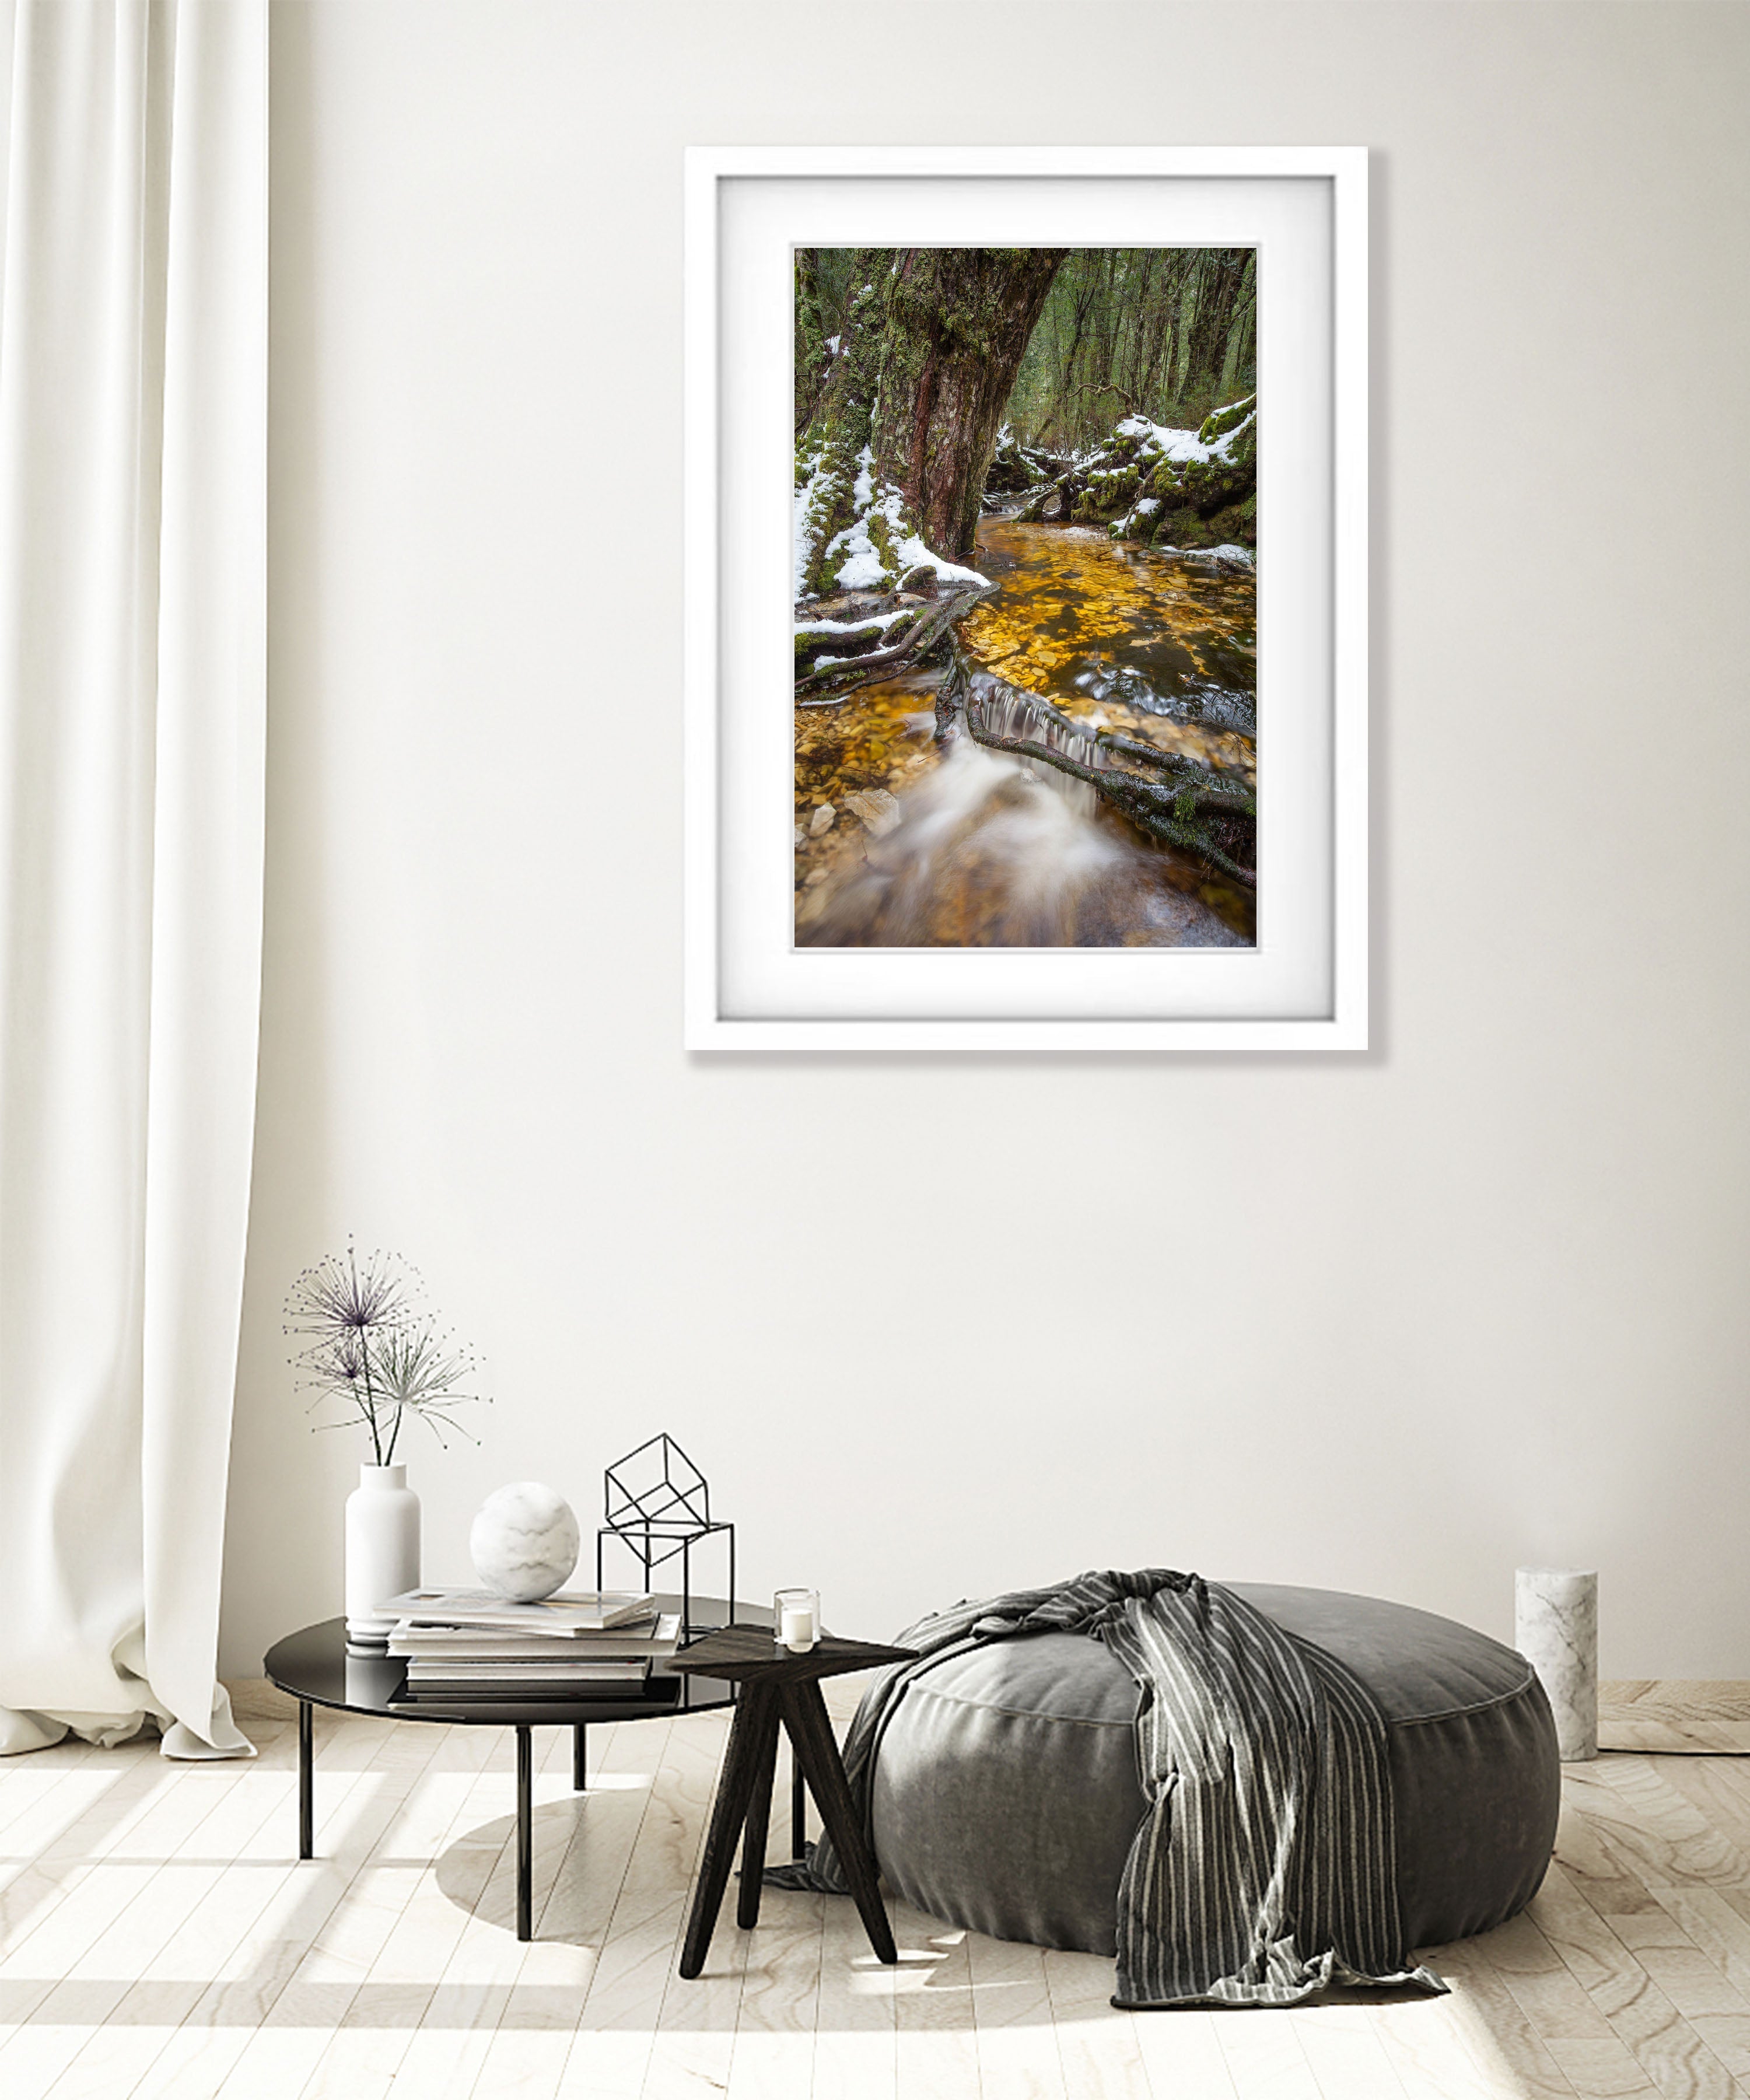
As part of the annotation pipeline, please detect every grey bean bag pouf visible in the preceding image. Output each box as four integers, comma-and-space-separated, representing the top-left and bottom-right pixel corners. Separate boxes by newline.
868, 1582, 1559, 1958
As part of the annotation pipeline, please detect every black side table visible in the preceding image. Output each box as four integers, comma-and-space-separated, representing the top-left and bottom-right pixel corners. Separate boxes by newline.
264, 1600, 751, 1944
670, 1626, 915, 1979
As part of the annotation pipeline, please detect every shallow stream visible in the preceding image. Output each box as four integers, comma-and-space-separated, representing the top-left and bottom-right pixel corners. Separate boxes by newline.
794, 519, 1257, 948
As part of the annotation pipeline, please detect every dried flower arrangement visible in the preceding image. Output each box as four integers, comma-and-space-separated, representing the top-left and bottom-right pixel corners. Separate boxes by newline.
284, 1244, 488, 1462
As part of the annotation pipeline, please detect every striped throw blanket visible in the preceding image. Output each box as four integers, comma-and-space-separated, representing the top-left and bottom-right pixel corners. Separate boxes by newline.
771, 1569, 1447, 2009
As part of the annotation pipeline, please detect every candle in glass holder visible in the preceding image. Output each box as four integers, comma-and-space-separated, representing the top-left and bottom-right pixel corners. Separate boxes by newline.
774, 1586, 819, 1652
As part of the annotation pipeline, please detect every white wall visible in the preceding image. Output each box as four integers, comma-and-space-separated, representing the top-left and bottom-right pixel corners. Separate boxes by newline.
220, 0, 1750, 1681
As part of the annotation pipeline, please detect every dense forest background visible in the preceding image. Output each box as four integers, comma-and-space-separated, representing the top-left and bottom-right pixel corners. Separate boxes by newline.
804, 246, 1256, 456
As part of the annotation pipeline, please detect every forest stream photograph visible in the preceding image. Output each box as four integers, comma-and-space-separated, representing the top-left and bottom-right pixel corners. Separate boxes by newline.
792, 246, 1259, 950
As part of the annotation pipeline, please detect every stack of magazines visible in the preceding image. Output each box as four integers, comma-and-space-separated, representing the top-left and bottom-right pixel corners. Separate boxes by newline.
378, 1588, 681, 1707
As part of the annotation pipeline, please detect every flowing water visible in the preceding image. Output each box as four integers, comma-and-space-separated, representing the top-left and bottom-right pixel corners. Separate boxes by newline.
794, 519, 1257, 947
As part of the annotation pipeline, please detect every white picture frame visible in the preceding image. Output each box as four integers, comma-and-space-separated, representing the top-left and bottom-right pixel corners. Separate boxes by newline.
684, 146, 1367, 1052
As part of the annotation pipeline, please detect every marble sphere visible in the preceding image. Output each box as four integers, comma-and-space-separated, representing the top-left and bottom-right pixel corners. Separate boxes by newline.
469, 1482, 580, 1603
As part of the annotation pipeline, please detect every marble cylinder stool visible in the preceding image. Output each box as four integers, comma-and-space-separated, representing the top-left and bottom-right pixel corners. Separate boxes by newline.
1516, 1567, 1598, 1762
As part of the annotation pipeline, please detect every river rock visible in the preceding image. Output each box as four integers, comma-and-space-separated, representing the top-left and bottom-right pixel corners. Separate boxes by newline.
809, 804, 836, 836
844, 788, 902, 838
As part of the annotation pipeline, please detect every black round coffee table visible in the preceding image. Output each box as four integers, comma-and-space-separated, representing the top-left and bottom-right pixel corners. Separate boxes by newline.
265, 1594, 776, 1940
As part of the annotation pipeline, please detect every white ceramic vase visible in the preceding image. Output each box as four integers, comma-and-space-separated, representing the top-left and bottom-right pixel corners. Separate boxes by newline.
345, 1462, 421, 1646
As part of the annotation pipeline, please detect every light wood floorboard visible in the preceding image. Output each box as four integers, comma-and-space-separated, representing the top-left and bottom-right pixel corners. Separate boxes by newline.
8, 1689, 1750, 2096
1602, 1687, 1750, 1756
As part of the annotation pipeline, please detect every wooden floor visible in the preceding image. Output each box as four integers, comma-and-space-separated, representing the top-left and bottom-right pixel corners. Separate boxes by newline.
6, 1684, 1750, 2099
1601, 1684, 1750, 1755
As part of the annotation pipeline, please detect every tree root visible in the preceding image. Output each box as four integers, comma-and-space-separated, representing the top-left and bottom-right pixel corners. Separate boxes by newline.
970, 724, 1257, 888
951, 664, 1256, 888
796, 582, 999, 705
1091, 730, 1256, 811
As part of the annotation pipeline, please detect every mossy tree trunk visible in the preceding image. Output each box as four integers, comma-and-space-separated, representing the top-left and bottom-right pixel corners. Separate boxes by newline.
881, 247, 1068, 559
794, 247, 831, 435
795, 247, 1066, 597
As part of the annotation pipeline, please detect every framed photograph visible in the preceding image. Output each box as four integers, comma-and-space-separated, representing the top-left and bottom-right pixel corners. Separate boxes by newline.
684, 147, 1366, 1051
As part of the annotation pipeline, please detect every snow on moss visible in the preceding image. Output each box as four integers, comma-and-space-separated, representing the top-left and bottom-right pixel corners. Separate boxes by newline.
814, 443, 991, 595
793, 611, 909, 637
1198, 395, 1258, 445
1112, 400, 1255, 469
1066, 394, 1258, 551
793, 446, 836, 600
828, 516, 890, 593
893, 532, 991, 590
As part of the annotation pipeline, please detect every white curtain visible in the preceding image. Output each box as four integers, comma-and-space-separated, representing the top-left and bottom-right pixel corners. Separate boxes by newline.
0, 0, 266, 1758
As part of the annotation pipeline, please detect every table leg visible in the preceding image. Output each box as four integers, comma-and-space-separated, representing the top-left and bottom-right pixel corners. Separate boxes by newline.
516, 1726, 533, 1942
791, 1754, 806, 1861
736, 1695, 783, 1930
679, 1683, 775, 1979
298, 1701, 313, 1860
781, 1683, 897, 1965
573, 1723, 587, 1793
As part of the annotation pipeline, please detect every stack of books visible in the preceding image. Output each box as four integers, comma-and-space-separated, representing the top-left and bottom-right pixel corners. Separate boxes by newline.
377, 1588, 681, 1707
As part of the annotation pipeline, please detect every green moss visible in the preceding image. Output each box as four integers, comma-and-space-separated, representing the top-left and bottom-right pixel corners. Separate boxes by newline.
794, 254, 830, 431
1206, 497, 1257, 547
1147, 460, 1188, 502
1198, 394, 1256, 445
864, 506, 900, 582
796, 267, 890, 596
794, 617, 891, 669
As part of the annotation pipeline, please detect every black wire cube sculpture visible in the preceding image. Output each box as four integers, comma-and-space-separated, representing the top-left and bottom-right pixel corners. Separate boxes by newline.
596, 1433, 734, 1640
